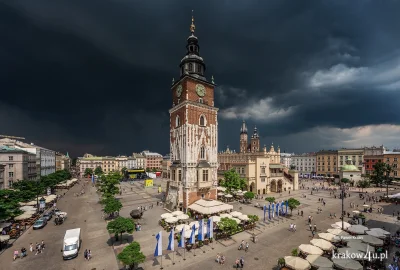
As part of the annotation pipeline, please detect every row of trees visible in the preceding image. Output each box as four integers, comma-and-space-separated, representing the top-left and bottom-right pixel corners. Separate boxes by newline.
96, 172, 145, 269
0, 169, 72, 220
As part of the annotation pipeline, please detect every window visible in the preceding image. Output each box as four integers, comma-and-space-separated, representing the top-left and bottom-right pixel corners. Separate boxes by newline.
202, 170, 209, 181
8, 156, 13, 161
261, 167, 265, 174
386, 158, 390, 162
9, 164, 13, 169
200, 146, 205, 159
261, 177, 265, 182
175, 115, 180, 127
393, 164, 398, 168
198, 65, 202, 73
199, 98, 203, 103
241, 168, 245, 174
178, 170, 182, 181
199, 115, 206, 126
189, 63, 193, 72
9, 172, 14, 177
395, 158, 398, 162
394, 171, 398, 176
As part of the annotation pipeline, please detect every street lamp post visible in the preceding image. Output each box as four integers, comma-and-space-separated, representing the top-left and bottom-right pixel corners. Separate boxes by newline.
341, 183, 345, 230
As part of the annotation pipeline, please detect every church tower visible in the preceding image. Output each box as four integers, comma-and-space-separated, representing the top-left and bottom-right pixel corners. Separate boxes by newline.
239, 120, 248, 153
167, 14, 218, 212
250, 126, 260, 153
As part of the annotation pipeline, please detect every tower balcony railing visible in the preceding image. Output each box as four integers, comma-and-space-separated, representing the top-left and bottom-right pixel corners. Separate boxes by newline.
270, 173, 283, 177
198, 180, 213, 189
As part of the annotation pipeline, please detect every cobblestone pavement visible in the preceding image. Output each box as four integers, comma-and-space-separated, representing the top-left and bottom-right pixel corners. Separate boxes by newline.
115, 179, 400, 270
0, 179, 118, 270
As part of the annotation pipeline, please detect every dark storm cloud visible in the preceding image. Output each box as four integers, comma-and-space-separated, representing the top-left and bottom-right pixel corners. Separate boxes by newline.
1, 0, 400, 156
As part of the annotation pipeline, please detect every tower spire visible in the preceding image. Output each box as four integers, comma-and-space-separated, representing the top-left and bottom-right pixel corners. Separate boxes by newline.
190, 10, 195, 34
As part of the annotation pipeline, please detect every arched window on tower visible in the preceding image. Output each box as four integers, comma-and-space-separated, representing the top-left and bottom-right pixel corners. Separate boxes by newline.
200, 146, 205, 160
199, 115, 206, 126
175, 115, 180, 127
189, 63, 193, 72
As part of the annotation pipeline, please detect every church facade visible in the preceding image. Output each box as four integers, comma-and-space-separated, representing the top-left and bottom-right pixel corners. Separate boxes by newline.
218, 121, 299, 194
165, 16, 218, 212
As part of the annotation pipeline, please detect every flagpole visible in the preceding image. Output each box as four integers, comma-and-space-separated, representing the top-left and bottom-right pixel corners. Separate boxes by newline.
173, 250, 175, 265
183, 246, 186, 260
160, 255, 163, 270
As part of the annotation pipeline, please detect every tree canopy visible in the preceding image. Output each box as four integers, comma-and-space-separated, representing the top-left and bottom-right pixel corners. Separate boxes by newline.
357, 179, 370, 191
243, 191, 255, 200
219, 169, 247, 193
265, 197, 276, 203
287, 198, 300, 214
117, 241, 146, 270
94, 166, 103, 175
99, 172, 121, 198
341, 178, 350, 184
103, 197, 123, 214
107, 216, 135, 241
218, 217, 238, 235
371, 161, 386, 186
84, 168, 93, 177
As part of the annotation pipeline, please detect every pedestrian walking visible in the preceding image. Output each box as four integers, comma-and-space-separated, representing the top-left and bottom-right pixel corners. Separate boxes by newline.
314, 224, 317, 232
29, 243, 33, 253
240, 257, 244, 268
41, 240, 45, 249
236, 258, 240, 268
245, 242, 249, 252
84, 249, 88, 260
311, 230, 315, 238
88, 250, 92, 260
309, 224, 312, 231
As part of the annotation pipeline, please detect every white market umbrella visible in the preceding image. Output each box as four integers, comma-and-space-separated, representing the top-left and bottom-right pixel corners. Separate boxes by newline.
220, 213, 232, 218
332, 258, 362, 270
210, 216, 221, 222
224, 194, 233, 198
231, 218, 241, 224
318, 233, 340, 243
352, 210, 360, 214
360, 235, 384, 246
165, 217, 179, 224
284, 256, 311, 270
217, 186, 226, 191
337, 248, 365, 261
161, 213, 173, 219
0, 235, 10, 242
388, 192, 400, 198
176, 214, 189, 220
238, 214, 249, 221
189, 221, 199, 229
305, 255, 333, 268
299, 244, 323, 255
365, 230, 385, 238
175, 224, 190, 232
171, 210, 184, 216
14, 213, 34, 221
347, 241, 375, 253
362, 205, 370, 207
217, 192, 225, 196
230, 211, 242, 217
331, 221, 351, 229
327, 228, 350, 237
310, 238, 334, 251
19, 206, 36, 212
369, 228, 390, 235
347, 225, 368, 235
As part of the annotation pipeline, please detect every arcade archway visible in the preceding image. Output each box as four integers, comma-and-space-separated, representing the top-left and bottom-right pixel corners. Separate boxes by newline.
270, 180, 277, 192
278, 179, 283, 193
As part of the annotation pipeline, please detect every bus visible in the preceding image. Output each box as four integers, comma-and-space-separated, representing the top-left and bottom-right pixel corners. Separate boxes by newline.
125, 169, 147, 180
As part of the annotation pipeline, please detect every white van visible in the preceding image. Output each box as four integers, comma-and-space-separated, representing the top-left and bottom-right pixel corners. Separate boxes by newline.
62, 228, 81, 260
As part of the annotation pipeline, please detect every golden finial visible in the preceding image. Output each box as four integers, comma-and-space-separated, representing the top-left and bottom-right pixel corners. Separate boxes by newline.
190, 10, 195, 34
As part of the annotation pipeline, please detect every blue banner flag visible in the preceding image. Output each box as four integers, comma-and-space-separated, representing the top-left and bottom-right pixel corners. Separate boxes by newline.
167, 229, 174, 251
198, 219, 204, 241
207, 218, 213, 239
178, 228, 185, 248
189, 224, 196, 244
268, 204, 271, 220
91, 174, 95, 183
263, 205, 267, 222
272, 203, 275, 218
281, 201, 284, 215
154, 231, 162, 257
276, 202, 279, 216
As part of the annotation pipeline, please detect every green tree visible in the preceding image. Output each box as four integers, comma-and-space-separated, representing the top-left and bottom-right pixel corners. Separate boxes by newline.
84, 168, 93, 177
243, 191, 255, 201
152, 168, 158, 172
145, 168, 151, 172
121, 167, 127, 175
371, 161, 386, 186
99, 172, 121, 198
287, 198, 300, 214
357, 179, 370, 192
265, 197, 276, 203
117, 241, 146, 270
220, 169, 247, 193
248, 214, 259, 223
384, 163, 394, 197
94, 166, 103, 175
218, 217, 239, 235
291, 248, 299, 256
107, 216, 135, 242
103, 197, 123, 215
289, 165, 296, 170
341, 178, 350, 184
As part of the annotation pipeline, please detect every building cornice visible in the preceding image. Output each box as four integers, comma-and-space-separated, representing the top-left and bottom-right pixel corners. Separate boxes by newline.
169, 100, 219, 114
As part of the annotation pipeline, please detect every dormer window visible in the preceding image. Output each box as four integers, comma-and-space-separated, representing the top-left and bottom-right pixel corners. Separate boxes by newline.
199, 115, 206, 126
189, 63, 193, 72
200, 146, 205, 159
199, 98, 203, 103
175, 115, 180, 127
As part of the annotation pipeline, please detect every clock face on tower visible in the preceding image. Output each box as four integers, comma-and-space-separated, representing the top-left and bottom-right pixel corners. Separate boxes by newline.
176, 85, 183, 97
195, 84, 206, 97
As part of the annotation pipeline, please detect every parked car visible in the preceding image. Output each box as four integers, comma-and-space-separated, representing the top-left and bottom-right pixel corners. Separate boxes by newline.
43, 212, 53, 221
33, 218, 47, 230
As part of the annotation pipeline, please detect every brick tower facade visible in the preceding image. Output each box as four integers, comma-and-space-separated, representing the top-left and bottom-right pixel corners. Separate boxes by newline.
165, 15, 218, 212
